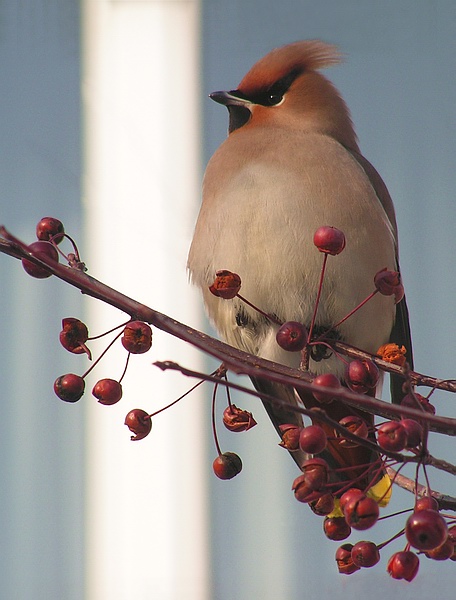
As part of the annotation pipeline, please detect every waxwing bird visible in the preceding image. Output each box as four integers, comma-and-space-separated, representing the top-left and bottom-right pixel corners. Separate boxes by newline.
188, 40, 413, 479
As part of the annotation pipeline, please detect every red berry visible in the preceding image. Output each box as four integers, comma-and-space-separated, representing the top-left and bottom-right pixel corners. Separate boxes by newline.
209, 270, 242, 299
312, 373, 341, 403
351, 541, 380, 568
92, 379, 123, 405
324, 516, 351, 541
299, 425, 327, 454
54, 373, 85, 403
387, 551, 419, 581
425, 538, 454, 561
212, 452, 242, 480
335, 544, 360, 575
276, 321, 308, 352
343, 495, 379, 531
377, 420, 407, 452
121, 321, 152, 354
339, 488, 364, 513
124, 409, 152, 441
401, 418, 423, 448
400, 392, 435, 416
278, 424, 302, 451
337, 415, 369, 448
345, 359, 379, 394
22, 240, 59, 278
36, 217, 65, 244
405, 509, 448, 551
374, 268, 404, 303
414, 495, 439, 512
313, 226, 346, 255
309, 493, 335, 516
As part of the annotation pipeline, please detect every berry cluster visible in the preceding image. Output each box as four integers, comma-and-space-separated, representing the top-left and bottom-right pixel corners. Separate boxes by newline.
10, 218, 456, 582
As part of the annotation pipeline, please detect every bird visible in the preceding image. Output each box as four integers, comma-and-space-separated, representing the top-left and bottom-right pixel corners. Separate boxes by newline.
188, 40, 413, 483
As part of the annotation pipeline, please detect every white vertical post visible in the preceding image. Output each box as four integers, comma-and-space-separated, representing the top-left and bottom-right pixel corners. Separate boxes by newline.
82, 2, 208, 598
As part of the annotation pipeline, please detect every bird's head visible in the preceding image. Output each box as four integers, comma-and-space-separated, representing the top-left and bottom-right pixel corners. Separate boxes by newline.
210, 40, 359, 151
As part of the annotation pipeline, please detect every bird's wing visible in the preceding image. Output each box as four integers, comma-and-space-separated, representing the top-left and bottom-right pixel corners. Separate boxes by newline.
349, 149, 414, 403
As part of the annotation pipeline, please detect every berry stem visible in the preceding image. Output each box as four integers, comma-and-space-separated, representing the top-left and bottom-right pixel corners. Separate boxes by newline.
212, 382, 223, 456
236, 293, 282, 326
81, 330, 123, 379
307, 253, 328, 348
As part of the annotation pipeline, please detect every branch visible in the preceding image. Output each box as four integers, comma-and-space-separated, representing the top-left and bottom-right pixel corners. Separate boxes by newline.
2, 226, 456, 440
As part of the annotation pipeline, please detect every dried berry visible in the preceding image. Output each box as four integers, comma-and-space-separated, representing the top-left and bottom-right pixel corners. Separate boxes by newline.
279, 424, 302, 451
121, 321, 152, 354
59, 317, 90, 355
377, 343, 407, 366
209, 270, 242, 299
335, 544, 360, 575
309, 493, 335, 516
124, 409, 152, 441
222, 404, 256, 432
337, 415, 369, 448
387, 551, 419, 581
374, 268, 404, 303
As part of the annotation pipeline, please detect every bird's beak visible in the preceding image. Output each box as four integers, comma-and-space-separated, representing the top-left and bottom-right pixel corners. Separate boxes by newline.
209, 90, 252, 107
210, 90, 252, 133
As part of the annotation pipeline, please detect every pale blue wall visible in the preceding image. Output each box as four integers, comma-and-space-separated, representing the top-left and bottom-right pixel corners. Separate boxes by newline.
0, 2, 84, 598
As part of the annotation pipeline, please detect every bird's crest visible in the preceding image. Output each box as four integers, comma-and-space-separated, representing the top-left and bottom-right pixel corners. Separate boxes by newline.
238, 40, 342, 94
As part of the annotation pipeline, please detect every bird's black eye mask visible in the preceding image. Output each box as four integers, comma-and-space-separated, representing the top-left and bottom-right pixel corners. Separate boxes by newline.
241, 66, 304, 107
227, 67, 303, 132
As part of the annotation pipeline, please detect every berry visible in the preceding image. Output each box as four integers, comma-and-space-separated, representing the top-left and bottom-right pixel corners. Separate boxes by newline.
335, 544, 360, 575
400, 392, 435, 416
374, 268, 404, 303
425, 538, 454, 561
59, 317, 90, 355
343, 495, 379, 531
312, 373, 341, 403
387, 551, 419, 581
121, 321, 152, 354
223, 404, 256, 432
345, 359, 379, 394
337, 415, 369, 448
377, 420, 407, 452
92, 379, 123, 405
309, 493, 335, 516
339, 488, 364, 513
209, 270, 241, 299
405, 509, 448, 551
414, 495, 439, 512
279, 424, 302, 451
299, 425, 327, 454
276, 321, 308, 352
401, 418, 423, 448
22, 240, 59, 279
36, 217, 65, 244
351, 541, 380, 568
54, 373, 85, 403
313, 226, 346, 255
323, 517, 351, 541
124, 409, 152, 441
212, 452, 242, 480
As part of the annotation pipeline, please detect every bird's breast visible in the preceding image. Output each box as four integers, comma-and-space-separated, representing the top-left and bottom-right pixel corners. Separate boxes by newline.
188, 131, 396, 368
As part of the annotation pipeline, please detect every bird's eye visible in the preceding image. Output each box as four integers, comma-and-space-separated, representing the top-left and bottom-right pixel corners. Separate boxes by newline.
267, 93, 283, 106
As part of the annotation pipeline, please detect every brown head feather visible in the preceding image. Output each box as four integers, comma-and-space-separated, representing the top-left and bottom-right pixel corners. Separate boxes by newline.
238, 40, 342, 94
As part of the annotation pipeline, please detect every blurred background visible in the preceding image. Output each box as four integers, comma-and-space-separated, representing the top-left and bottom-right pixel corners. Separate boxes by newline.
1, 1, 455, 598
